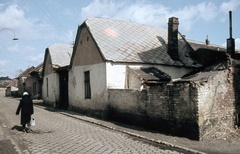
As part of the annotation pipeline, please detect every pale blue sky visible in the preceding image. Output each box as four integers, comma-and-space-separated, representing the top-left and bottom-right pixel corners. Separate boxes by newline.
0, 0, 240, 78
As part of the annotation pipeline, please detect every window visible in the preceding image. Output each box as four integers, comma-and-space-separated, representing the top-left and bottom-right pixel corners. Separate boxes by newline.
33, 82, 37, 95
46, 78, 48, 97
84, 71, 91, 99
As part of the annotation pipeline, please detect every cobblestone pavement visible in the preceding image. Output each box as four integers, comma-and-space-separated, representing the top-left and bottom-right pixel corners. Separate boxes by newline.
0, 95, 199, 154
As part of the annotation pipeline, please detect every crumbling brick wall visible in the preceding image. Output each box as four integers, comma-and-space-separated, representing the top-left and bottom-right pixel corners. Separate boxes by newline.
108, 69, 237, 140
232, 60, 240, 126
196, 70, 235, 139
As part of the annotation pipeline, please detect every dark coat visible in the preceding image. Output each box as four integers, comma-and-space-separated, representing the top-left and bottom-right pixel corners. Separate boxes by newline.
16, 96, 34, 126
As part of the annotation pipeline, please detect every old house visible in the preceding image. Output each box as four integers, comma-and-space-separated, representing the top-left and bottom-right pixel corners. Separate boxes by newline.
16, 67, 35, 96
25, 63, 43, 99
5, 79, 18, 97
42, 44, 73, 109
69, 17, 198, 113
67, 16, 240, 140
0, 76, 11, 94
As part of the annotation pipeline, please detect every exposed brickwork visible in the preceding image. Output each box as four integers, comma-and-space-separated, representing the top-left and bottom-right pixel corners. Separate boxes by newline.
197, 70, 235, 139
108, 66, 239, 140
108, 82, 199, 140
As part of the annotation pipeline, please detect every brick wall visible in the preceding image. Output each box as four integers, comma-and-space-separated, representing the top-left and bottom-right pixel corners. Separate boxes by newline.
108, 82, 199, 140
196, 70, 235, 139
108, 68, 238, 140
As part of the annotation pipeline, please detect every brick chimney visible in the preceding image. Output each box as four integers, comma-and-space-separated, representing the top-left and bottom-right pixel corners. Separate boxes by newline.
168, 17, 179, 61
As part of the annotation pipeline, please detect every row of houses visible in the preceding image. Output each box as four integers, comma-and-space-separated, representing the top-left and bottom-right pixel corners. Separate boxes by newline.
5, 63, 43, 98
8, 16, 240, 140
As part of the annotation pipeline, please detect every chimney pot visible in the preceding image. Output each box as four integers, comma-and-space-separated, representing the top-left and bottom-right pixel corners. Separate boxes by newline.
205, 35, 210, 45
168, 17, 179, 61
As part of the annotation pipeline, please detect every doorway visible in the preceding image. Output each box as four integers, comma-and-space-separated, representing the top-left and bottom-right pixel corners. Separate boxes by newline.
58, 70, 69, 110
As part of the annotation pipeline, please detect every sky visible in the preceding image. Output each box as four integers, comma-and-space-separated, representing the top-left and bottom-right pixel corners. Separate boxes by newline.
0, 0, 240, 78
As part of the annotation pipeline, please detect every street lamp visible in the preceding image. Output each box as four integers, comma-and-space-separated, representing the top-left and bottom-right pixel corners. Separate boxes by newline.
0, 28, 19, 40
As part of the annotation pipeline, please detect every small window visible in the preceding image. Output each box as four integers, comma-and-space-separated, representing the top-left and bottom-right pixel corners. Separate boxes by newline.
87, 36, 89, 41
84, 71, 91, 99
46, 78, 48, 97
33, 82, 37, 95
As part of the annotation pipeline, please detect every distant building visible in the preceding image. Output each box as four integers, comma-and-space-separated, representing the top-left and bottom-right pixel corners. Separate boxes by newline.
0, 76, 11, 94
16, 66, 35, 96
5, 79, 18, 97
25, 63, 43, 99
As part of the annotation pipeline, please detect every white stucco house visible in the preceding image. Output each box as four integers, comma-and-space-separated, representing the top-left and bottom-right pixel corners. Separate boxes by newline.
67, 17, 211, 117
42, 43, 73, 109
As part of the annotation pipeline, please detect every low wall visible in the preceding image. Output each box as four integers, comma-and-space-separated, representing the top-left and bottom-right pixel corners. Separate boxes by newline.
108, 82, 199, 140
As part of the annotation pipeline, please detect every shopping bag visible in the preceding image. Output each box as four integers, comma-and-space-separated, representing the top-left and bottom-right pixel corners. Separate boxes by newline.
30, 118, 36, 126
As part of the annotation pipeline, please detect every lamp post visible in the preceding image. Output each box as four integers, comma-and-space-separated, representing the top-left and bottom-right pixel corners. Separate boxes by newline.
0, 28, 19, 40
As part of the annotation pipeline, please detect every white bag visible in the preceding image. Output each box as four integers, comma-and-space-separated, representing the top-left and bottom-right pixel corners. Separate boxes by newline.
30, 118, 36, 126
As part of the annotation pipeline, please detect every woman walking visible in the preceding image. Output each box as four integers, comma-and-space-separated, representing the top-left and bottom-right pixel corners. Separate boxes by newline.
16, 92, 34, 133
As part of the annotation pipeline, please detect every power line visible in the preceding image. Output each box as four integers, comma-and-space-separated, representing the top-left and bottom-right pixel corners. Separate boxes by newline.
31, 0, 73, 43
0, 53, 34, 63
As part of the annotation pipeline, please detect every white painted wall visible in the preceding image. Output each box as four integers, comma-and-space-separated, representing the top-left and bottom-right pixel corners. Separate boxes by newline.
106, 62, 126, 89
106, 62, 192, 89
68, 63, 108, 110
11, 86, 18, 91
154, 65, 191, 79
42, 73, 59, 106
69, 61, 193, 112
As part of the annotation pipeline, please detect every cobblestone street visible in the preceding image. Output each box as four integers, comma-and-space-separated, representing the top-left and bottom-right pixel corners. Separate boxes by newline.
0, 94, 194, 154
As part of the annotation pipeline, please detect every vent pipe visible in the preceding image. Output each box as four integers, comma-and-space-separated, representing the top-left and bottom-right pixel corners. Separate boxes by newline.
229, 11, 232, 38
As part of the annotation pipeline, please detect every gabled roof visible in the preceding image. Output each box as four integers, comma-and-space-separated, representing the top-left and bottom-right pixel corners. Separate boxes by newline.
30, 62, 43, 76
30, 62, 43, 73
17, 66, 35, 78
6, 79, 18, 88
47, 44, 73, 68
74, 17, 200, 68
72, 17, 230, 69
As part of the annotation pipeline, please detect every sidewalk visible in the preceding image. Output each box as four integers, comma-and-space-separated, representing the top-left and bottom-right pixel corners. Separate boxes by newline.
33, 100, 240, 154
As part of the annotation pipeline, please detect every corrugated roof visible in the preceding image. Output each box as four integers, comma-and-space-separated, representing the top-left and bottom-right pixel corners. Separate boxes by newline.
48, 44, 73, 68
84, 17, 200, 67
